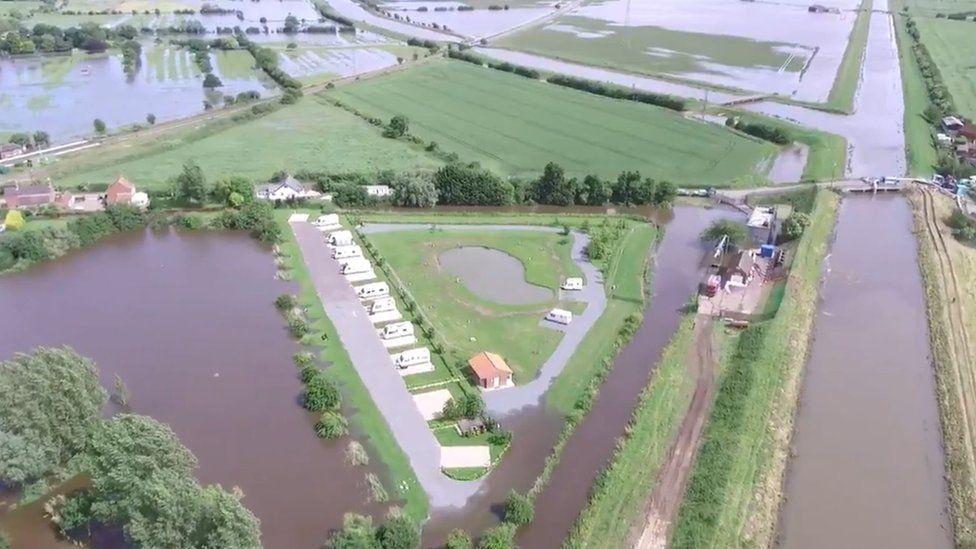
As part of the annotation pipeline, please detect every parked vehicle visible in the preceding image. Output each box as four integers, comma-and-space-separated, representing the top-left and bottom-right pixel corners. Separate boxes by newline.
380, 322, 414, 339
355, 282, 389, 300
313, 214, 340, 228
369, 297, 396, 314
391, 347, 430, 368
545, 308, 573, 325
328, 230, 353, 247
332, 245, 363, 260
561, 277, 583, 291
340, 258, 371, 275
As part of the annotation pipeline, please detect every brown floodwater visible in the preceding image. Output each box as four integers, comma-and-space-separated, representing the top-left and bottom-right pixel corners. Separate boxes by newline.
515, 205, 742, 547
778, 197, 951, 549
439, 246, 553, 305
0, 229, 385, 549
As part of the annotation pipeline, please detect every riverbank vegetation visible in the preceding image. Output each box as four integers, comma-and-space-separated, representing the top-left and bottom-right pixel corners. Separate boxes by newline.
895, 9, 940, 175
0, 347, 260, 547
670, 190, 839, 547
823, 0, 872, 113
909, 188, 976, 546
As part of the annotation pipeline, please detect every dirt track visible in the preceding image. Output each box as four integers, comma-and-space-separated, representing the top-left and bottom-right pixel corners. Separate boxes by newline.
632, 315, 716, 549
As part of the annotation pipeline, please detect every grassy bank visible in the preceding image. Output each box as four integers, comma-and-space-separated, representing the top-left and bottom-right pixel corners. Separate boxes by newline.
670, 190, 839, 548
909, 189, 976, 546
562, 314, 698, 548
274, 210, 428, 522
894, 11, 939, 176
824, 0, 872, 113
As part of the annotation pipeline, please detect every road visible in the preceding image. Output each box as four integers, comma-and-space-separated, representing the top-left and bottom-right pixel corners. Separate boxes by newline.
290, 221, 482, 509
358, 223, 608, 415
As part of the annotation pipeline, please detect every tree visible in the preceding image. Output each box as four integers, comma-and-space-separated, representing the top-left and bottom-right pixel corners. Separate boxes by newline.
303, 372, 341, 411
176, 160, 208, 202
391, 173, 437, 208
327, 513, 379, 549
445, 529, 472, 549
8, 133, 31, 147
383, 115, 409, 138
434, 164, 514, 206
203, 73, 223, 88
781, 212, 810, 242
530, 162, 576, 206
377, 511, 419, 549
212, 175, 254, 206
654, 180, 677, 205
503, 490, 534, 525
93, 118, 106, 134
112, 374, 130, 407
283, 14, 299, 33
4, 210, 25, 231
315, 411, 348, 439
611, 171, 642, 204
700, 219, 749, 247
32, 131, 50, 149
146, 113, 156, 125
578, 174, 610, 206
477, 524, 515, 549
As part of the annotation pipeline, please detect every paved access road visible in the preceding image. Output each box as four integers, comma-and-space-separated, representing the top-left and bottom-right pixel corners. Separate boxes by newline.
290, 221, 481, 509
359, 223, 607, 414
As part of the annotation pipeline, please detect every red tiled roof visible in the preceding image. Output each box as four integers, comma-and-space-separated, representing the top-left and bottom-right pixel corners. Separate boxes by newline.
468, 351, 512, 381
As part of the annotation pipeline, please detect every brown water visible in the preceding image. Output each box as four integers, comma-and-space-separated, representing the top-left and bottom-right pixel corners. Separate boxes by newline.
778, 197, 951, 549
0, 229, 385, 549
516, 205, 742, 548
439, 246, 553, 305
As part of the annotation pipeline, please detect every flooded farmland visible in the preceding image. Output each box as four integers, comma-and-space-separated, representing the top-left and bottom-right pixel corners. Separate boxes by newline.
778, 197, 952, 549
439, 246, 553, 305
0, 229, 386, 549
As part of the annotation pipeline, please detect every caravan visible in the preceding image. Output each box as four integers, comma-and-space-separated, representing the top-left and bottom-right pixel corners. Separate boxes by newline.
332, 245, 363, 260
391, 347, 430, 368
561, 277, 583, 291
355, 282, 389, 300
340, 258, 371, 275
328, 230, 353, 247
312, 214, 340, 229
369, 297, 396, 314
380, 322, 414, 340
545, 308, 573, 325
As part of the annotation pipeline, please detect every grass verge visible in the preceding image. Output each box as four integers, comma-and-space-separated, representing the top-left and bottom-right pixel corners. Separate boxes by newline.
823, 0, 872, 113
894, 11, 939, 176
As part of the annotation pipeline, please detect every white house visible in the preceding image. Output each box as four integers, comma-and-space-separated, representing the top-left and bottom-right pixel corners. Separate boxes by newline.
254, 175, 321, 202
545, 308, 573, 325
365, 185, 392, 197
561, 277, 583, 291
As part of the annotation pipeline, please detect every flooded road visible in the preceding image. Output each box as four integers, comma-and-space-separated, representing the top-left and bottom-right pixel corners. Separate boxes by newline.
517, 205, 742, 547
0, 229, 385, 548
778, 197, 951, 549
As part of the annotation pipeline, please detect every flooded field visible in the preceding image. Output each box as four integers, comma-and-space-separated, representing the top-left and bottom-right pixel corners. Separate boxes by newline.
0, 46, 273, 140
498, 0, 858, 99
778, 197, 951, 549
767, 144, 810, 184
439, 246, 553, 305
0, 229, 386, 548
384, 4, 553, 39
275, 43, 404, 83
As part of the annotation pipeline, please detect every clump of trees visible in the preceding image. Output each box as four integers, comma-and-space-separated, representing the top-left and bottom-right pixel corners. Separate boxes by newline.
440, 392, 485, 420
700, 218, 749, 247
434, 163, 514, 206
390, 172, 437, 208
781, 211, 810, 242
383, 114, 410, 139
906, 16, 956, 118
726, 117, 790, 144
211, 201, 281, 243
503, 490, 534, 525
235, 31, 303, 101
325, 510, 419, 549
947, 208, 976, 242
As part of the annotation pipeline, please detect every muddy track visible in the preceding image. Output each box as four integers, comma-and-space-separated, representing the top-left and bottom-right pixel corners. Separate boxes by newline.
631, 315, 716, 549
918, 187, 976, 476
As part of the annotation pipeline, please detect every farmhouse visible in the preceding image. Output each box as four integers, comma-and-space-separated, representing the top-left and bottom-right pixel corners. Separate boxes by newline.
0, 143, 26, 160
468, 351, 514, 390
2, 182, 55, 209
104, 175, 150, 209
255, 174, 320, 202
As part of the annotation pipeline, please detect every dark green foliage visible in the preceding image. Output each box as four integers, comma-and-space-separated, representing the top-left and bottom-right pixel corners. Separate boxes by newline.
585, 219, 629, 262
235, 31, 303, 90
175, 214, 206, 230
546, 74, 685, 111
947, 208, 976, 242
728, 119, 790, 144
327, 513, 379, 549
104, 204, 146, 232
212, 176, 254, 206
0, 230, 50, 262
530, 162, 577, 206
288, 316, 310, 338
299, 365, 319, 385
293, 352, 315, 369
303, 372, 341, 411
487, 429, 511, 446
610, 171, 668, 205
203, 73, 223, 88
176, 160, 209, 202
477, 523, 516, 549
781, 212, 810, 242
445, 529, 473, 549
503, 490, 534, 525
441, 393, 485, 420
211, 201, 281, 243
434, 163, 514, 206
905, 16, 956, 117
391, 173, 438, 208
577, 174, 611, 206
376, 513, 419, 549
275, 294, 297, 311
383, 115, 410, 139
700, 219, 749, 247
93, 118, 106, 133
315, 411, 348, 439
333, 184, 376, 208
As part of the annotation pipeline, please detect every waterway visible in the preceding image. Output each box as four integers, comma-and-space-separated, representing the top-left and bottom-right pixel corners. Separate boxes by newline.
0, 229, 386, 549
778, 196, 952, 549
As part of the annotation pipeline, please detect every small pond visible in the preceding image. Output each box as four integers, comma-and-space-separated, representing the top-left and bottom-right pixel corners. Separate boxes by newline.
439, 246, 552, 305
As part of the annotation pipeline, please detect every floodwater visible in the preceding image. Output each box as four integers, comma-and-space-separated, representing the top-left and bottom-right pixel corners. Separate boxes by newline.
768, 144, 810, 184
389, 6, 553, 40
277, 44, 401, 80
778, 197, 951, 549
517, 205, 743, 547
0, 47, 272, 141
439, 246, 553, 305
0, 229, 386, 549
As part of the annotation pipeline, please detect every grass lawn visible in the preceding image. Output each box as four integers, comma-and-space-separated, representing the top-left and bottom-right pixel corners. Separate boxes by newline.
824, 0, 871, 113
364, 228, 581, 382
326, 59, 775, 183
670, 190, 839, 548
214, 50, 261, 81
894, 11, 939, 176
49, 94, 442, 190
274, 210, 428, 522
497, 15, 807, 80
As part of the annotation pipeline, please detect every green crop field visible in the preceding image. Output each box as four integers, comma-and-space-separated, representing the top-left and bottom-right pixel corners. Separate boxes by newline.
50, 95, 442, 189
0, 0, 41, 15
365, 229, 582, 382
913, 17, 976, 119
497, 15, 807, 81
326, 60, 775, 184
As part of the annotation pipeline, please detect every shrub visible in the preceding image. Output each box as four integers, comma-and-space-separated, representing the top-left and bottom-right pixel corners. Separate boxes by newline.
275, 294, 297, 311
293, 351, 315, 368
315, 411, 348, 439
446, 529, 472, 549
434, 163, 514, 206
487, 429, 511, 446
781, 211, 811, 242
302, 372, 341, 411
477, 523, 515, 549
503, 490, 534, 525
376, 512, 419, 549
299, 364, 319, 384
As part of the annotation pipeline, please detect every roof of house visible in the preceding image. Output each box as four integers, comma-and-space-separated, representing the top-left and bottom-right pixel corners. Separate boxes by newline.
0, 143, 24, 152
5, 182, 53, 197
108, 175, 135, 192
468, 351, 513, 380
731, 250, 755, 274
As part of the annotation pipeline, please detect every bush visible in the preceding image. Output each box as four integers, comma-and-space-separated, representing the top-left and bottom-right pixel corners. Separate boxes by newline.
302, 372, 341, 411
781, 211, 810, 242
487, 429, 511, 446
729, 119, 790, 144
175, 214, 205, 230
376, 513, 419, 549
446, 529, 472, 549
288, 315, 310, 338
477, 523, 516, 549
503, 490, 534, 525
275, 294, 297, 311
299, 364, 319, 384
293, 352, 315, 368
546, 74, 685, 111
383, 114, 409, 138
315, 411, 348, 439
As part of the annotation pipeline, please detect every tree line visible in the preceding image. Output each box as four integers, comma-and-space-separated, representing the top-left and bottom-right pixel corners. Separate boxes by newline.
905, 16, 956, 118
725, 117, 790, 144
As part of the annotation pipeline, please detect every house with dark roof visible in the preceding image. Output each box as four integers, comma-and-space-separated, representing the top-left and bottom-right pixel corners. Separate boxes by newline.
2, 182, 55, 209
255, 174, 320, 202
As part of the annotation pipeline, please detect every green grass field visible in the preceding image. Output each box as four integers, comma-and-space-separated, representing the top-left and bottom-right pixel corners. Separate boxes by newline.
497, 16, 807, 81
365, 229, 581, 381
0, 0, 41, 14
326, 59, 775, 183
51, 95, 441, 190
914, 17, 976, 120
894, 11, 939, 175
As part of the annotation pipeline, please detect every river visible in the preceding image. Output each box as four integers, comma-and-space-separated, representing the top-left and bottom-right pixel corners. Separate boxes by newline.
0, 229, 386, 549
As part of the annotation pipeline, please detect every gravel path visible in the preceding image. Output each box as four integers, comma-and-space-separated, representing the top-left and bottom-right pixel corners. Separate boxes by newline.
290, 221, 482, 509
358, 223, 607, 414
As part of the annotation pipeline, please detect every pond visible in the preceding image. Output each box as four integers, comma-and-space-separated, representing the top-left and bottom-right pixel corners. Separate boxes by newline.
439, 246, 553, 305
0, 229, 387, 548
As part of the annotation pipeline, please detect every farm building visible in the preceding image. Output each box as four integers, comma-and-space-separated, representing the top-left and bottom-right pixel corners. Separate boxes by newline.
0, 143, 26, 160
104, 175, 149, 209
468, 351, 514, 390
255, 174, 321, 202
2, 182, 55, 209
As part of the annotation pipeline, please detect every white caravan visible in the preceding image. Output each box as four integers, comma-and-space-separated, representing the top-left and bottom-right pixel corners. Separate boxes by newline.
369, 297, 396, 314
561, 277, 583, 291
340, 258, 372, 275
328, 230, 353, 247
355, 282, 390, 300
312, 214, 340, 228
332, 245, 363, 260
380, 322, 414, 340
545, 308, 573, 325
391, 347, 430, 368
